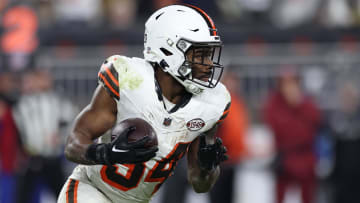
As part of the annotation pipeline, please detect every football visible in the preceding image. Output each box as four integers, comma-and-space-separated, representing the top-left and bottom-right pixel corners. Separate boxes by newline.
111, 118, 158, 148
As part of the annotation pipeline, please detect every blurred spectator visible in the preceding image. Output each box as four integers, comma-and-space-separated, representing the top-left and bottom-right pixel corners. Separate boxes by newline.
0, 2, 38, 71
12, 68, 77, 203
52, 0, 104, 27
0, 72, 21, 203
263, 67, 322, 203
0, 0, 7, 12
104, 0, 138, 29
216, 0, 272, 24
36, 0, 55, 28
271, 0, 322, 28
327, 80, 360, 203
215, 0, 243, 22
318, 0, 354, 28
209, 70, 249, 203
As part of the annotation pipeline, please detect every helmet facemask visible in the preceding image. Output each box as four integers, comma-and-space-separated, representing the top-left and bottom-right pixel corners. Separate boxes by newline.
176, 39, 224, 91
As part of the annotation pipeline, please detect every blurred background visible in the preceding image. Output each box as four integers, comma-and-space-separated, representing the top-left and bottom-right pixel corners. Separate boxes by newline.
2, 0, 360, 203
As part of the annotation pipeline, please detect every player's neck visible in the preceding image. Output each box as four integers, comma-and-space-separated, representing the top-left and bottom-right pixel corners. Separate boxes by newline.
155, 69, 187, 104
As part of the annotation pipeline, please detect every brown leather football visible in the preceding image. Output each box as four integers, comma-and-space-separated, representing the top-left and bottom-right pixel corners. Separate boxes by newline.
111, 118, 158, 148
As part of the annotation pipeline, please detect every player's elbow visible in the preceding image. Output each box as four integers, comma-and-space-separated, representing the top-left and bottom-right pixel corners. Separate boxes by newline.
193, 186, 210, 193
64, 143, 75, 161
188, 175, 212, 193
191, 182, 212, 193
64, 136, 79, 162
188, 167, 220, 193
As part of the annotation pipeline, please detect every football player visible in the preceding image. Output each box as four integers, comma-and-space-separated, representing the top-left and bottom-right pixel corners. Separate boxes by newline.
57, 4, 230, 203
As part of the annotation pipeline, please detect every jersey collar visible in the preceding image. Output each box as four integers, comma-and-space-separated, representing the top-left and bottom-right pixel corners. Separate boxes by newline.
154, 77, 192, 113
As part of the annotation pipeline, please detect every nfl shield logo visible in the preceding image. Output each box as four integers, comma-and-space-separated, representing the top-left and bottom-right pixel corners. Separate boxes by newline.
163, 117, 172, 126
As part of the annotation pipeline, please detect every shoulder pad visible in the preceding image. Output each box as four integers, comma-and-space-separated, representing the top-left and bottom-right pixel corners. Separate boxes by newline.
98, 55, 144, 100
214, 83, 231, 125
198, 82, 231, 126
216, 101, 231, 125
98, 55, 121, 100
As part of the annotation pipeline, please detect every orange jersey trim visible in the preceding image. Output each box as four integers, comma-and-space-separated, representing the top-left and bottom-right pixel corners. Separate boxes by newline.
74, 181, 79, 203
222, 109, 230, 116
98, 72, 120, 98
104, 66, 119, 87
66, 179, 79, 203
66, 179, 71, 203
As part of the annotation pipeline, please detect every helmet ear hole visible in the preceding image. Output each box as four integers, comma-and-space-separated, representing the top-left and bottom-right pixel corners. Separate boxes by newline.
160, 48, 173, 56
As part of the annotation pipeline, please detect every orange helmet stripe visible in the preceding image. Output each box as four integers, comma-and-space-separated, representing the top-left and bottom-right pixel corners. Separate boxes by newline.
186, 4, 217, 36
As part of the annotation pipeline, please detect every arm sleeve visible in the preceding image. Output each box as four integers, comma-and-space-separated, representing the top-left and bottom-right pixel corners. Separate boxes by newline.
97, 58, 120, 101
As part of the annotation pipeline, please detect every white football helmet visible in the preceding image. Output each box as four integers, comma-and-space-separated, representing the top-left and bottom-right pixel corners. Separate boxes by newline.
143, 4, 224, 95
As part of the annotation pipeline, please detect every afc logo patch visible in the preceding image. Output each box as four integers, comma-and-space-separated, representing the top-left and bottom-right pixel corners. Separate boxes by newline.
186, 118, 205, 131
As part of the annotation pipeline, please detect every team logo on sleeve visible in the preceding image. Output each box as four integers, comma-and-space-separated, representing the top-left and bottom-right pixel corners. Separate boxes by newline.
186, 118, 205, 131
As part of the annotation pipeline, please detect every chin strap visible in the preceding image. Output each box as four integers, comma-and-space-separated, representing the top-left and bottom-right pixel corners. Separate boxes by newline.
184, 81, 203, 95
157, 59, 204, 95
159, 60, 169, 71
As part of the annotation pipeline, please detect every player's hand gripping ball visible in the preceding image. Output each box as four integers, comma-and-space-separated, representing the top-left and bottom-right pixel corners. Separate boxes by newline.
86, 118, 158, 165
107, 118, 158, 164
111, 118, 158, 148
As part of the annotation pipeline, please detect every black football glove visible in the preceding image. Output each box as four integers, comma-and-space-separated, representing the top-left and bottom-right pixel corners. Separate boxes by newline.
197, 135, 228, 171
86, 126, 158, 165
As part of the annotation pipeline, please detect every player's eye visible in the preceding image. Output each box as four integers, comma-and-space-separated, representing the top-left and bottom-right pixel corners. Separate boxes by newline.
195, 49, 212, 57
204, 51, 212, 57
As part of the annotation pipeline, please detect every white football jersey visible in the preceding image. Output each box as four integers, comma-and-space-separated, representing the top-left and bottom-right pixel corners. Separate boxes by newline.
70, 55, 231, 203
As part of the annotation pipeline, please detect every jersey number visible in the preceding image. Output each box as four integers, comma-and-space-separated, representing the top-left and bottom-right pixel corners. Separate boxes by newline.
100, 143, 189, 193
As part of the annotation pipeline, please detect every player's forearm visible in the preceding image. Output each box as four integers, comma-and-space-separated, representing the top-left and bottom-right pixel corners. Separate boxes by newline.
64, 131, 96, 165
188, 165, 220, 193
